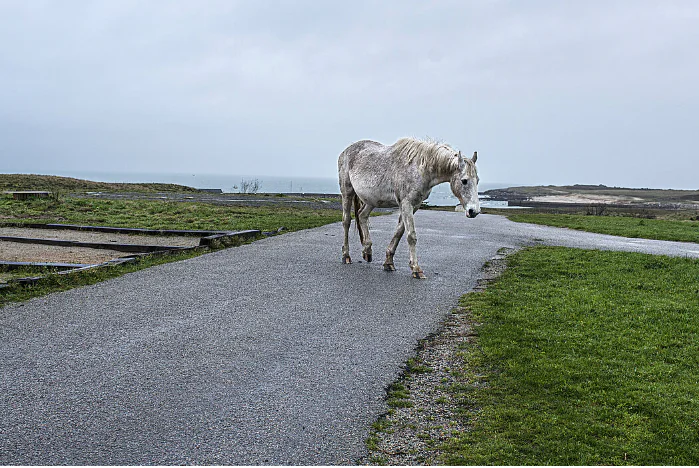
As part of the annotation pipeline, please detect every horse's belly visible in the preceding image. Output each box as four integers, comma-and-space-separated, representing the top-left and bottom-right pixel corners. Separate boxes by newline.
373, 198, 399, 208
352, 180, 398, 208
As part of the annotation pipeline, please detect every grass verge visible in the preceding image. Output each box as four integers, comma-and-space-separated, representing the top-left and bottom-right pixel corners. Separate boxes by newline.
500, 212, 699, 244
442, 247, 699, 465
0, 265, 62, 284
0, 196, 342, 232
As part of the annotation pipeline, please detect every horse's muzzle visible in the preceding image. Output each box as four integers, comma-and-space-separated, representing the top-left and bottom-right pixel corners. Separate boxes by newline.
467, 209, 479, 218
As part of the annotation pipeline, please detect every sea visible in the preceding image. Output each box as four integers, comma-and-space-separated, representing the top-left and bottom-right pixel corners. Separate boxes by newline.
50, 170, 516, 208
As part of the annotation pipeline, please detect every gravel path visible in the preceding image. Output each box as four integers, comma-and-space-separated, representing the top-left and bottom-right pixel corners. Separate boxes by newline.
1, 212, 697, 465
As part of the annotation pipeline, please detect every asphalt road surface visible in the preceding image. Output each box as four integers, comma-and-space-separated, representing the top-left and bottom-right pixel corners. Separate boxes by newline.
1, 212, 697, 465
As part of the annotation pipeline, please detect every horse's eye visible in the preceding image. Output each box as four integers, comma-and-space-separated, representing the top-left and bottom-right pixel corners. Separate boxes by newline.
461, 179, 469, 185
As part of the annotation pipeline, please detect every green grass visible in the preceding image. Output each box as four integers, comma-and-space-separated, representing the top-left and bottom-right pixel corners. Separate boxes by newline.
442, 247, 699, 465
504, 212, 699, 243
0, 266, 61, 284
386, 382, 414, 409
0, 196, 341, 232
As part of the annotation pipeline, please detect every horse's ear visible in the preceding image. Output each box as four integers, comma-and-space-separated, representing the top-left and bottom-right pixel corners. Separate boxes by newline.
472, 151, 478, 163
457, 151, 465, 169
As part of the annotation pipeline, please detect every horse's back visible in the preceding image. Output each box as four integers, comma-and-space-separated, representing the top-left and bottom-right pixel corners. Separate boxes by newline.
339, 140, 384, 164
338, 140, 399, 207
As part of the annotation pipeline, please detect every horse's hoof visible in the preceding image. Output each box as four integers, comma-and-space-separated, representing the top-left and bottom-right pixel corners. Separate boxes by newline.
412, 270, 427, 279
363, 252, 372, 262
342, 256, 352, 264
383, 263, 396, 272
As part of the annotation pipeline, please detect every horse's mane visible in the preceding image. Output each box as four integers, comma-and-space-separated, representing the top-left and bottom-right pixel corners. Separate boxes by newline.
392, 137, 459, 174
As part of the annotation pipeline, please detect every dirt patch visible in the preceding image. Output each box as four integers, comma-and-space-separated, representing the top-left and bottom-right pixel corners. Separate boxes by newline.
0, 227, 200, 247
0, 241, 130, 264
0, 227, 201, 265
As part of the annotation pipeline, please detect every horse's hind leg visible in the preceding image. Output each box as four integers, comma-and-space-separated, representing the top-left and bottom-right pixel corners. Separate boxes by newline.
357, 203, 374, 262
383, 214, 404, 271
341, 190, 353, 264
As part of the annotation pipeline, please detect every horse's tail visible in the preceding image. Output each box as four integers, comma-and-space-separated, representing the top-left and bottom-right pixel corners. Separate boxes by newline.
353, 193, 365, 245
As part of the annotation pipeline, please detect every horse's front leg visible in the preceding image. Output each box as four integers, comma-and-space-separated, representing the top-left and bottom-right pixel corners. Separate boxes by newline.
400, 201, 425, 279
357, 203, 374, 262
383, 214, 404, 271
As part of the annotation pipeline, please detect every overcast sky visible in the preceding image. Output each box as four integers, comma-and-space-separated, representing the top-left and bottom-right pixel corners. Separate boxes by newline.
1, 0, 697, 188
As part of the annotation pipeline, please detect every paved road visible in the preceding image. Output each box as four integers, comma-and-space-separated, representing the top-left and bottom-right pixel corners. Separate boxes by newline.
1, 212, 697, 465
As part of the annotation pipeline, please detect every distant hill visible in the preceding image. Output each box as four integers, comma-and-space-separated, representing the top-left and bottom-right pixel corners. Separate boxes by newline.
484, 184, 699, 205
0, 174, 200, 193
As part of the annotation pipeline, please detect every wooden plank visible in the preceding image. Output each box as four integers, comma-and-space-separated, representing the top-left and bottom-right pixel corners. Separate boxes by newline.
0, 229, 262, 288
42, 224, 228, 236
199, 230, 261, 246
0, 236, 188, 253
0, 222, 229, 237
0, 261, 95, 270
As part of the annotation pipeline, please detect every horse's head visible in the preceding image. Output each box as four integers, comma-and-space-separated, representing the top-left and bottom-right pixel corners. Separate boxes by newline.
450, 151, 480, 218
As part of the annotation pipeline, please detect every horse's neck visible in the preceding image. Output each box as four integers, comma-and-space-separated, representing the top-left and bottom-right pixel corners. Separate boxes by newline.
423, 169, 453, 190
418, 153, 456, 189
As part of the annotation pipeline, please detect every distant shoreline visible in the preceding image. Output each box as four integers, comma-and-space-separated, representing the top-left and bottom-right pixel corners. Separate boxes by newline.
484, 184, 699, 210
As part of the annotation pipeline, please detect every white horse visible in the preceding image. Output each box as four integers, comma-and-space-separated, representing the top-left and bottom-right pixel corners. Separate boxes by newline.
338, 137, 480, 279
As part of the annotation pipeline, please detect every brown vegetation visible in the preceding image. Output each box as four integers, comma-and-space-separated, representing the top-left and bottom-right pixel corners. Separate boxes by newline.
0, 174, 199, 193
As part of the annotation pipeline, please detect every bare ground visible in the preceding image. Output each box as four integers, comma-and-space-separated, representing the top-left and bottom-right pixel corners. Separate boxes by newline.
0, 227, 200, 264
0, 241, 128, 264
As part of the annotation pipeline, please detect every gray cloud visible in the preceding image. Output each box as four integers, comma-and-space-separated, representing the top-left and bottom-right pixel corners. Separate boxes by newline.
1, 0, 697, 188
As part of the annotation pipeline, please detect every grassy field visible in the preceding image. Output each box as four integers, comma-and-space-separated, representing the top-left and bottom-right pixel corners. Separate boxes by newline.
0, 196, 341, 232
440, 247, 699, 465
500, 212, 699, 244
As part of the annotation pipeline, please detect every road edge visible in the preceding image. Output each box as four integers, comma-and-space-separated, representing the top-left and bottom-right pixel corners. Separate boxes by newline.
358, 247, 518, 465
